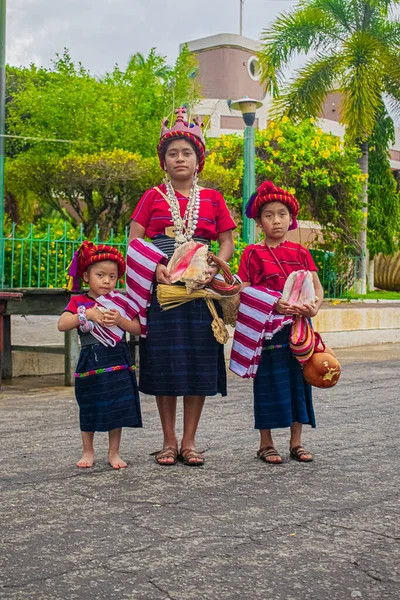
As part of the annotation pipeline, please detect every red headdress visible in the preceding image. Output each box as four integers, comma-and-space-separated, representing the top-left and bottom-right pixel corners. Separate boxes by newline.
245, 181, 300, 230
66, 241, 126, 292
157, 106, 206, 173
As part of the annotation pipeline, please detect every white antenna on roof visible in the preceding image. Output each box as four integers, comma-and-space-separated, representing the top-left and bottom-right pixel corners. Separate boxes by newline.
240, 0, 244, 36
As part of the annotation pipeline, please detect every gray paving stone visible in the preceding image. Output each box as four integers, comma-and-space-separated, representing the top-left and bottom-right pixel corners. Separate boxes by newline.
1, 345, 399, 599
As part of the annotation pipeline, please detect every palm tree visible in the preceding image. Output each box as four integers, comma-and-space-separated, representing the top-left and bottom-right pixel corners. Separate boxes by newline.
127, 51, 172, 81
258, 0, 400, 293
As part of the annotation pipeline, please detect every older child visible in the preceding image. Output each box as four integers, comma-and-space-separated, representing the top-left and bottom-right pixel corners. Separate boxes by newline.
230, 181, 323, 464
58, 241, 142, 469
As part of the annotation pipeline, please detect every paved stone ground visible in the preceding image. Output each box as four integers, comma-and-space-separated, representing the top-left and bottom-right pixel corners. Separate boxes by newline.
1, 345, 400, 600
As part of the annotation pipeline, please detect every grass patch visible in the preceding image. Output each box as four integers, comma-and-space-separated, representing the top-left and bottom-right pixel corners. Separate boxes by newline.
345, 290, 400, 301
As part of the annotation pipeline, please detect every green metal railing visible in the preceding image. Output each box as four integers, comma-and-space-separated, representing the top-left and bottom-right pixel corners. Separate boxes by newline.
0, 222, 128, 289
0, 223, 359, 298
309, 249, 361, 299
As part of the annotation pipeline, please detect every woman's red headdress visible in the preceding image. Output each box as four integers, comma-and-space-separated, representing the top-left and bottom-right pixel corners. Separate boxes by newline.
157, 106, 206, 173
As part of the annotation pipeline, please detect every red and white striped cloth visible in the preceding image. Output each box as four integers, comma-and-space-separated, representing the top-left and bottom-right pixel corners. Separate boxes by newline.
91, 291, 140, 347
229, 286, 294, 379
125, 238, 168, 337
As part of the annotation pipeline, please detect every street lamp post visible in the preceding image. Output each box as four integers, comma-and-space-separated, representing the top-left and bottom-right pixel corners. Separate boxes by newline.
230, 97, 262, 244
0, 0, 6, 279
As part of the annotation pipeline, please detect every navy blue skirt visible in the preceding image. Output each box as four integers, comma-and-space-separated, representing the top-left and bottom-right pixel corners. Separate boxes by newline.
75, 341, 142, 432
139, 290, 227, 397
253, 326, 315, 430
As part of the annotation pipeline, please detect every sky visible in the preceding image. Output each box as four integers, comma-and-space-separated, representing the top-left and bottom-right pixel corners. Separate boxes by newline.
7, 0, 299, 75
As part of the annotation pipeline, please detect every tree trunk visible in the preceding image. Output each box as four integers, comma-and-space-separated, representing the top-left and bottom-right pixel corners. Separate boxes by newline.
368, 258, 375, 290
357, 141, 369, 295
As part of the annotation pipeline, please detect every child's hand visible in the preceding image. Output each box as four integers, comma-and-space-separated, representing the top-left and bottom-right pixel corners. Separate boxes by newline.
156, 263, 172, 284
275, 299, 299, 315
86, 306, 105, 324
291, 302, 319, 318
102, 309, 123, 327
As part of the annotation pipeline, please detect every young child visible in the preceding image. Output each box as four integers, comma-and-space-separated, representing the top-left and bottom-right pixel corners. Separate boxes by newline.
58, 241, 142, 470
231, 181, 324, 464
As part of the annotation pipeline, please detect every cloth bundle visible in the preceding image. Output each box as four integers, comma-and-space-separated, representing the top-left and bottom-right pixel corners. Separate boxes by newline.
125, 238, 168, 337
229, 286, 294, 378
90, 291, 140, 347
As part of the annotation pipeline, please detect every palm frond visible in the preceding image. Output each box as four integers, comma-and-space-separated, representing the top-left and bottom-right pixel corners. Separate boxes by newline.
371, 18, 400, 49
270, 53, 343, 120
382, 53, 400, 119
340, 32, 385, 139
309, 0, 356, 33
363, 0, 400, 15
259, 6, 342, 96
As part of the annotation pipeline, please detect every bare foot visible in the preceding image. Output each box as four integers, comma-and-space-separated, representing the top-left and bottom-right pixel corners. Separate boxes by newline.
77, 451, 94, 468
108, 452, 127, 470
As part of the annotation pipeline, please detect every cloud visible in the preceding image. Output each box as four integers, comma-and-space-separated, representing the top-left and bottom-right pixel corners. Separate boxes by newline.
6, 0, 298, 73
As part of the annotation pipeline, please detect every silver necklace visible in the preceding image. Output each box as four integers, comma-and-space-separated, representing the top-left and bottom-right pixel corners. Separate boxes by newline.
165, 175, 200, 247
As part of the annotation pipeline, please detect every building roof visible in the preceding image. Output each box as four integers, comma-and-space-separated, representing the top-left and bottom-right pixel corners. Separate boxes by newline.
180, 33, 260, 54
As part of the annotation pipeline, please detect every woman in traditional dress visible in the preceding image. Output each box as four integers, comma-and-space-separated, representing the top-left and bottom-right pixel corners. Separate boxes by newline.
128, 107, 236, 466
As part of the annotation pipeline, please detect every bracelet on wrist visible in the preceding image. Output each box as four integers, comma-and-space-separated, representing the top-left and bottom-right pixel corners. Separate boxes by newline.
77, 306, 91, 333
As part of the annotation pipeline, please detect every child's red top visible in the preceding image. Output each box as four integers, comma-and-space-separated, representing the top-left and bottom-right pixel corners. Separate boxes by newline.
238, 241, 317, 291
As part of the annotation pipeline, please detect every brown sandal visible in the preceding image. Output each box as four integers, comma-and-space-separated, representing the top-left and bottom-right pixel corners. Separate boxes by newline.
257, 446, 283, 464
290, 445, 313, 462
179, 448, 205, 466
154, 447, 178, 466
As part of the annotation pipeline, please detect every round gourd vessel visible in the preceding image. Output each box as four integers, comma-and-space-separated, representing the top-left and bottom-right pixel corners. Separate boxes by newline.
303, 352, 341, 388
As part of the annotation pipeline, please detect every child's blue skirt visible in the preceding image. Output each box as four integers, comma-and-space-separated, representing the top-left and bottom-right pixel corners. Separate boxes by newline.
253, 326, 315, 430
75, 341, 142, 432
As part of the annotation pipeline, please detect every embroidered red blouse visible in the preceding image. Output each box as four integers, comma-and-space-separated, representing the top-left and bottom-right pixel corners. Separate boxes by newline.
64, 293, 96, 314
238, 241, 318, 291
131, 185, 236, 240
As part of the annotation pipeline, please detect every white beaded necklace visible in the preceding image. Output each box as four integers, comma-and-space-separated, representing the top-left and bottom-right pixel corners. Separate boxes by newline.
165, 176, 201, 247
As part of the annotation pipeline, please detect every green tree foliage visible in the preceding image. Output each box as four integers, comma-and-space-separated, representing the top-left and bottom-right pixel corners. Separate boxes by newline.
202, 118, 364, 253
259, 0, 400, 142
368, 109, 400, 257
258, 0, 400, 275
5, 47, 198, 233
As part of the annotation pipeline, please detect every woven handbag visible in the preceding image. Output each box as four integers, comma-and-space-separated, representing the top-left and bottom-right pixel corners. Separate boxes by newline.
289, 316, 315, 365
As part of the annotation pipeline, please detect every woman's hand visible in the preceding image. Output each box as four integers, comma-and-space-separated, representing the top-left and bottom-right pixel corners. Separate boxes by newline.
156, 263, 172, 284
86, 306, 105, 324
203, 265, 219, 286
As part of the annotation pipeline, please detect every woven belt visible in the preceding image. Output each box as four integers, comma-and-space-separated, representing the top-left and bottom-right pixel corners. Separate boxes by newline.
262, 343, 289, 351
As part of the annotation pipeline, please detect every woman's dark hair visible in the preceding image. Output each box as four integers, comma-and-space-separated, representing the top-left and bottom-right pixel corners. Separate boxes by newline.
161, 136, 201, 164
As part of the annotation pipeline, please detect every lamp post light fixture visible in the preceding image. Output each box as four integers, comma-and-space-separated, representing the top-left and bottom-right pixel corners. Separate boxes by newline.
230, 96, 262, 244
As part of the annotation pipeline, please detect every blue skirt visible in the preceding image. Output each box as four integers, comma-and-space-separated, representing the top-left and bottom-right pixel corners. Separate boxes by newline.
253, 326, 315, 430
75, 341, 142, 432
139, 291, 227, 397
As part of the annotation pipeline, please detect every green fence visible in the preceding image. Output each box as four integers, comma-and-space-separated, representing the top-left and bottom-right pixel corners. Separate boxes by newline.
0, 222, 129, 289
0, 223, 359, 298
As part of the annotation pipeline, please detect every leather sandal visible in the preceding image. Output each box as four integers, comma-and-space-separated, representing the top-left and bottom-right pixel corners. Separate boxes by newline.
290, 445, 313, 462
179, 448, 205, 466
257, 446, 283, 464
154, 447, 178, 466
